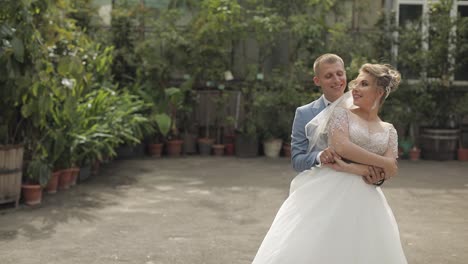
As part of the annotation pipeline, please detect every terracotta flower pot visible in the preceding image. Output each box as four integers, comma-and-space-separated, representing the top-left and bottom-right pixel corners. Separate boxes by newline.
212, 144, 225, 156
58, 169, 73, 190
409, 147, 421, 161
21, 184, 42, 206
167, 140, 184, 157
398, 147, 404, 159
225, 143, 235, 156
458, 148, 468, 161
70, 167, 80, 186
148, 143, 163, 157
45, 171, 61, 194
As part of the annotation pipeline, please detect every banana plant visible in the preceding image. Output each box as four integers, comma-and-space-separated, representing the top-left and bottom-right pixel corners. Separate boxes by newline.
165, 87, 184, 139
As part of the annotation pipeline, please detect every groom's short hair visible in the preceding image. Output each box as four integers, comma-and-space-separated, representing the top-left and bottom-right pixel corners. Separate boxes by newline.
313, 54, 344, 76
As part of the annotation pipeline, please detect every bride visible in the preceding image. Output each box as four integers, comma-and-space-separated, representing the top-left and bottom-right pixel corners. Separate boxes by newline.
252, 63, 408, 264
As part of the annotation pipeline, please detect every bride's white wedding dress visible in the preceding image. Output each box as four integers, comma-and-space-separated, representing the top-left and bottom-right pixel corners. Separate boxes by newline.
252, 106, 408, 264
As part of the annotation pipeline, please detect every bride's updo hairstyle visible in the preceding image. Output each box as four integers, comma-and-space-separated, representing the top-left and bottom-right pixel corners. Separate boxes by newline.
360, 63, 401, 105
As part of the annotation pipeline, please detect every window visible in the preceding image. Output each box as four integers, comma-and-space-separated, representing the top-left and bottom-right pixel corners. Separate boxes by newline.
397, 4, 424, 79
396, 0, 468, 82
399, 4, 423, 26
456, 5, 468, 80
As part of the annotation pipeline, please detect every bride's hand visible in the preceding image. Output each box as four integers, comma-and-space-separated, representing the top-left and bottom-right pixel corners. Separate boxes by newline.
323, 157, 349, 172
320, 147, 341, 165
382, 157, 398, 177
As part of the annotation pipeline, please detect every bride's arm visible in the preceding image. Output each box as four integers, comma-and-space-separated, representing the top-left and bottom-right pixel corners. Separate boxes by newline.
381, 125, 399, 178
325, 124, 399, 180
325, 160, 373, 177
327, 108, 398, 177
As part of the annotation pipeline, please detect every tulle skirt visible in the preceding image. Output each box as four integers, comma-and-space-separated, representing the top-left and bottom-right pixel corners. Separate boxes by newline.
252, 167, 407, 264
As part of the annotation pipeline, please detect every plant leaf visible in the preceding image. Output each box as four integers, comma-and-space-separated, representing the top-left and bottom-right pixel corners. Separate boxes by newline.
11, 37, 24, 63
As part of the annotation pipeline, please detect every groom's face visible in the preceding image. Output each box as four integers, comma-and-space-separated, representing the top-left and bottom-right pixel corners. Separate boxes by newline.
313, 62, 346, 103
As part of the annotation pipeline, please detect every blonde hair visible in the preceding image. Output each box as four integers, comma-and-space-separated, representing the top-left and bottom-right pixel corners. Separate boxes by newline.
350, 63, 401, 104
313, 53, 345, 76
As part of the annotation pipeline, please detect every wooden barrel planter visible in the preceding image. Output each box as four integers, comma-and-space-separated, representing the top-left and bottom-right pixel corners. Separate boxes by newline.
182, 133, 197, 154
420, 128, 459, 160
235, 134, 259, 158
197, 138, 214, 156
0, 145, 24, 208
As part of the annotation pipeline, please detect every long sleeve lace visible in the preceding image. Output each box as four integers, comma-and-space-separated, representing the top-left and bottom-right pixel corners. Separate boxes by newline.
387, 126, 398, 159
327, 107, 350, 150
327, 107, 389, 168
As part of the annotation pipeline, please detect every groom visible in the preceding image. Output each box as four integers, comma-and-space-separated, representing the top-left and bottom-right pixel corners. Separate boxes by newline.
291, 53, 384, 184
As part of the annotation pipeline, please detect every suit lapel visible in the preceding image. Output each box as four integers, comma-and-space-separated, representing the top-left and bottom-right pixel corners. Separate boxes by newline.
311, 95, 327, 113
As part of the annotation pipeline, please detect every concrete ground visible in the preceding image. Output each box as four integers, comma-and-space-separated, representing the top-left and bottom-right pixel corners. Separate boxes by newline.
0, 157, 467, 264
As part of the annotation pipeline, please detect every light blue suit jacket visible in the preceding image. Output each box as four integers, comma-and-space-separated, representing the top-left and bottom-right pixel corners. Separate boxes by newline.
291, 95, 328, 172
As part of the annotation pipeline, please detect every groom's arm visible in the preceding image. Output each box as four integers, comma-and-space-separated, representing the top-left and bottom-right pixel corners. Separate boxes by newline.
291, 108, 320, 172
324, 160, 385, 185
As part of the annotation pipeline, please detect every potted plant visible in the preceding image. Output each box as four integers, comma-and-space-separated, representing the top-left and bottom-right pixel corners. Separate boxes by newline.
255, 66, 317, 158
164, 87, 185, 157
254, 81, 283, 158
189, 1, 242, 155
457, 141, 468, 161
138, 83, 172, 158
40, 128, 67, 193
0, 0, 41, 207
396, 1, 468, 160
409, 146, 421, 161
197, 93, 216, 156
211, 85, 231, 156
223, 116, 237, 156
22, 157, 51, 206
71, 89, 142, 179
178, 78, 198, 155
134, 9, 192, 157
232, 5, 285, 157
455, 93, 468, 161
148, 114, 171, 157
235, 66, 261, 158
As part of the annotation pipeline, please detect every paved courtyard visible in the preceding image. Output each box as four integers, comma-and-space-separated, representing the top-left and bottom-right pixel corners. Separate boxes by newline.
0, 157, 467, 264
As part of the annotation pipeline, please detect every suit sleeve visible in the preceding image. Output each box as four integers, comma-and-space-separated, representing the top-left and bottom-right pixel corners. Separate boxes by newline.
291, 108, 320, 172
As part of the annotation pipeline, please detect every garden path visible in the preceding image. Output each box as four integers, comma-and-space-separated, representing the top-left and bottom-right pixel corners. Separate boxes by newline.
0, 157, 467, 264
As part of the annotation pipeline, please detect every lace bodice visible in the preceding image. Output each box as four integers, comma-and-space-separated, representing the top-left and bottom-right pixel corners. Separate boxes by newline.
327, 107, 398, 157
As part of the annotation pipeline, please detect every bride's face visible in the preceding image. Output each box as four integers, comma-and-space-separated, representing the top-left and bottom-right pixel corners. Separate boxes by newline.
350, 72, 384, 109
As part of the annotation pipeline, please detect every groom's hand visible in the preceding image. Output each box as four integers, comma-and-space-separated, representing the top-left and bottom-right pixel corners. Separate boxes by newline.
362, 166, 385, 185
320, 147, 341, 165
323, 157, 348, 172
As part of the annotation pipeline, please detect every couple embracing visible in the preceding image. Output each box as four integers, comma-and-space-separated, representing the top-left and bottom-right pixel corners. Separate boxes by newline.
252, 54, 408, 264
